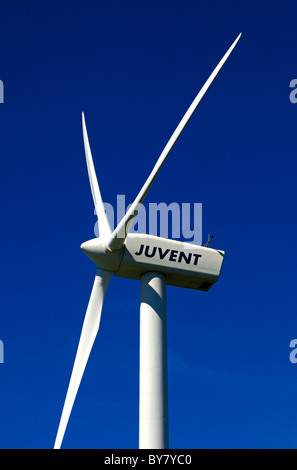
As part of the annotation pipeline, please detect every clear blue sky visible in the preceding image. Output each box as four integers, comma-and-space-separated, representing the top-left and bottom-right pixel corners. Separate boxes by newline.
1, 0, 297, 449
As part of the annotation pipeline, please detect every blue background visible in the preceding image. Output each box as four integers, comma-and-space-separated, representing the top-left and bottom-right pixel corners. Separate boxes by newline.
1, 0, 297, 449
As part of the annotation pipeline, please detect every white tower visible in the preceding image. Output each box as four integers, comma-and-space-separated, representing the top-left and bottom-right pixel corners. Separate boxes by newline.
139, 272, 168, 449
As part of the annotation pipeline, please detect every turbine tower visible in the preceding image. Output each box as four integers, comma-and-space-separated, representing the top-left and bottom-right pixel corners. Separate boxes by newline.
54, 33, 241, 449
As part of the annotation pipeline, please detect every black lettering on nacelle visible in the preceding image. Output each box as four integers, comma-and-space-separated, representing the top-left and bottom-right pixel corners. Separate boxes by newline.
134, 244, 202, 266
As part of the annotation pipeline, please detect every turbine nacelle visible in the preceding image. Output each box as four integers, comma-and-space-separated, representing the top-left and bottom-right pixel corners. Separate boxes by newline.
81, 233, 225, 290
115, 233, 224, 291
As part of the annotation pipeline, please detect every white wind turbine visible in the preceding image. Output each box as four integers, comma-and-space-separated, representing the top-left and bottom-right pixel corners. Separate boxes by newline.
54, 33, 241, 449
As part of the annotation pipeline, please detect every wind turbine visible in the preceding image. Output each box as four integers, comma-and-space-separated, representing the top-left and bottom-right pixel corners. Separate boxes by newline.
54, 33, 241, 449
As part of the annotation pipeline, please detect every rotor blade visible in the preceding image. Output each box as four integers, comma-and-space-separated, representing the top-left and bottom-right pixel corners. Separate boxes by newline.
82, 112, 112, 239
54, 269, 111, 449
107, 33, 241, 251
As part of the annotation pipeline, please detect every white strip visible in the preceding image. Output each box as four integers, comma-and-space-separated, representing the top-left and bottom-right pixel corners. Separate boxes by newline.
108, 33, 241, 251
82, 113, 112, 239
54, 270, 111, 449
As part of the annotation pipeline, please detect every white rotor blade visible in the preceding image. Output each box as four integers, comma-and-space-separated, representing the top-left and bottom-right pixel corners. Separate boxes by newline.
82, 113, 112, 239
54, 269, 111, 449
107, 33, 241, 251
